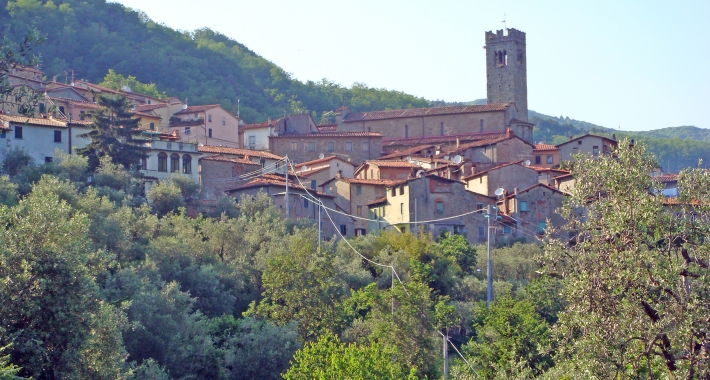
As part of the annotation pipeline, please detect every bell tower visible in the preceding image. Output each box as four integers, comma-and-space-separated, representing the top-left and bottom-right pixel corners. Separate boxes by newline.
485, 28, 528, 122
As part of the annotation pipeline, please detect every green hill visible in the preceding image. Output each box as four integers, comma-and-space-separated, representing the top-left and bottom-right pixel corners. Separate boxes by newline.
0, 0, 428, 123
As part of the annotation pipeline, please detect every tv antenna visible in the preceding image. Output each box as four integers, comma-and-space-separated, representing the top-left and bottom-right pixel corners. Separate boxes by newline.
502, 13, 507, 34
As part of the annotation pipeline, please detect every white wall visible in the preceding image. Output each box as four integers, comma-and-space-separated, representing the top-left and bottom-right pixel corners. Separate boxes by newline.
0, 123, 69, 163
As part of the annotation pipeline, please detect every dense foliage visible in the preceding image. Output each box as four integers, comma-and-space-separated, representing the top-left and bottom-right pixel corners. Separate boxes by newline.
0, 0, 428, 123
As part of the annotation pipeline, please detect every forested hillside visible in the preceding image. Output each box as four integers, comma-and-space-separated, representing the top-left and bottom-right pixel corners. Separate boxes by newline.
0, 0, 428, 123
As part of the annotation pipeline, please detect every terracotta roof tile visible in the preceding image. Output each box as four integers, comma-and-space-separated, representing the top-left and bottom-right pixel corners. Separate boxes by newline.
225, 176, 332, 197
317, 124, 337, 132
200, 154, 260, 165
533, 143, 558, 151
383, 131, 506, 146
379, 145, 436, 160
270, 131, 381, 138
135, 104, 167, 112
367, 196, 389, 206
296, 155, 351, 168
655, 173, 678, 183
0, 115, 66, 128
366, 160, 422, 168
198, 145, 284, 160
290, 166, 330, 177
343, 103, 511, 122
174, 104, 221, 115
462, 161, 525, 180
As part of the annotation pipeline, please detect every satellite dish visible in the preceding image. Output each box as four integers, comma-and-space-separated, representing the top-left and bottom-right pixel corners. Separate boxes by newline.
524, 160, 531, 166
182, 104, 188, 109
406, 156, 412, 162
416, 170, 425, 178
452, 155, 463, 164
318, 153, 325, 159
494, 188, 505, 196
301, 165, 307, 172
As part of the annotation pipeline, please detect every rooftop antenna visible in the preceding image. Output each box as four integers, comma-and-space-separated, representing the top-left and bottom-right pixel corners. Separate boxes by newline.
502, 13, 507, 35
237, 99, 240, 118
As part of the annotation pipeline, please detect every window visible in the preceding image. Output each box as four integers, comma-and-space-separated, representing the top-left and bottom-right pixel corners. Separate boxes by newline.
185, 127, 191, 135
356, 185, 362, 195
547, 155, 553, 164
0, 130, 6, 138
400, 203, 404, 215
391, 187, 396, 197
399, 186, 404, 195
39, 103, 45, 113
478, 226, 485, 237
248, 136, 256, 149
194, 113, 198, 118
503, 225, 511, 234
291, 142, 298, 151
476, 202, 484, 210
149, 122, 155, 131
436, 201, 444, 214
520, 200, 528, 211
535, 155, 541, 164
440, 122, 444, 136
340, 225, 347, 235
308, 142, 315, 152
382, 207, 386, 217
304, 198, 309, 208
208, 114, 212, 122
170, 154, 180, 173
45, 157, 53, 163
79, 110, 85, 120
404, 125, 409, 138
355, 228, 366, 236
345, 142, 352, 151
480, 119, 484, 133
54, 130, 62, 142
158, 153, 168, 172
182, 155, 192, 174
362, 142, 369, 151
357, 205, 362, 216
222, 117, 226, 126
208, 128, 213, 138
310, 180, 316, 189
370, 169, 374, 179
58, 106, 65, 115
592, 146, 599, 156
14, 126, 22, 139
140, 157, 147, 170
537, 221, 546, 235
327, 142, 334, 152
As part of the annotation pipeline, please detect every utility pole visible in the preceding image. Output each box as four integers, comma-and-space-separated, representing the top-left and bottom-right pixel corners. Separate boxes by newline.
318, 201, 321, 251
285, 157, 290, 219
486, 205, 495, 307
443, 332, 449, 379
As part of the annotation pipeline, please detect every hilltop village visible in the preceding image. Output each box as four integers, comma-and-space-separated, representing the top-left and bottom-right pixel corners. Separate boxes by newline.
0, 28, 676, 244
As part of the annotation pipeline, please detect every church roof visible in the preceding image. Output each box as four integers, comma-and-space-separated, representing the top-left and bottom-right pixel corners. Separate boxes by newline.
342, 103, 511, 122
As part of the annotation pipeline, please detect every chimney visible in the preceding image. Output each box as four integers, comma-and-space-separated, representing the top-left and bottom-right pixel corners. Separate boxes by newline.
506, 128, 514, 138
456, 137, 460, 148
569, 135, 573, 140
612, 134, 616, 140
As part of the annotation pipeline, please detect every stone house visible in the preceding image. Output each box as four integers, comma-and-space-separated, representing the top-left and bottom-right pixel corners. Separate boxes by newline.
440, 129, 533, 163
556, 134, 618, 162
319, 175, 407, 237
170, 104, 240, 147
527, 166, 571, 186
197, 145, 284, 171
463, 161, 539, 197
198, 155, 262, 199
291, 155, 355, 190
354, 160, 422, 180
367, 174, 495, 244
225, 174, 341, 238
497, 183, 568, 239
532, 143, 560, 168
270, 131, 382, 165
553, 173, 576, 194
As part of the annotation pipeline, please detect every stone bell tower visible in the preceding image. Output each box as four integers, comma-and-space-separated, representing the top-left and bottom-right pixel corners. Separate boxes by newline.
485, 28, 528, 122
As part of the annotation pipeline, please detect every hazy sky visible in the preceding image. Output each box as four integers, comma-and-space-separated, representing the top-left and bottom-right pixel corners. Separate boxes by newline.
111, 0, 709, 132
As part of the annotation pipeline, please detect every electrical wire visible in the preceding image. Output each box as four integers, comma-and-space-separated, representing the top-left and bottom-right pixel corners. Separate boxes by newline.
320, 203, 487, 225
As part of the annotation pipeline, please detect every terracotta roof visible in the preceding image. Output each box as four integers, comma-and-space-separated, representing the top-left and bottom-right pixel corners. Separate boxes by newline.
321, 176, 407, 187
379, 145, 436, 160
462, 161, 525, 180
174, 104, 221, 115
383, 131, 506, 146
0, 115, 66, 128
48, 97, 100, 108
366, 160, 421, 168
317, 124, 337, 132
270, 131, 381, 138
533, 143, 558, 151
290, 166, 330, 177
131, 110, 161, 119
135, 104, 167, 112
241, 116, 285, 130
198, 145, 284, 160
171, 120, 203, 127
526, 166, 570, 174
503, 183, 568, 199
199, 154, 260, 165
367, 196, 389, 206
297, 155, 352, 168
655, 173, 678, 183
509, 118, 534, 125
342, 103, 511, 122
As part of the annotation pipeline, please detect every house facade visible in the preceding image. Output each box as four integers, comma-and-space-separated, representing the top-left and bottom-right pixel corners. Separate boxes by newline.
463, 162, 539, 197
0, 114, 92, 163
556, 134, 618, 162
170, 105, 240, 147
140, 138, 200, 193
